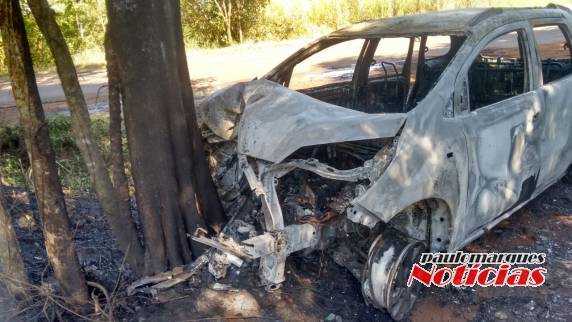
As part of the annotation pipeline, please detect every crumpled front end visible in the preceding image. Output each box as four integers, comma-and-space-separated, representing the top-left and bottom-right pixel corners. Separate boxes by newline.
197, 80, 405, 286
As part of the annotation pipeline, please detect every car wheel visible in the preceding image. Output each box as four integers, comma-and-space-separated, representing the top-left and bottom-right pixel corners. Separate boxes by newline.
362, 228, 426, 321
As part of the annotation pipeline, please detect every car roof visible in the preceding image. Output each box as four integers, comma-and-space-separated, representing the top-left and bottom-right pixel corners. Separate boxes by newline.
328, 7, 569, 38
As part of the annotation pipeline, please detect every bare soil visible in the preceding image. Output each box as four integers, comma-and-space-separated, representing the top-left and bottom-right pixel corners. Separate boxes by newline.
1, 178, 570, 321
0, 284, 20, 321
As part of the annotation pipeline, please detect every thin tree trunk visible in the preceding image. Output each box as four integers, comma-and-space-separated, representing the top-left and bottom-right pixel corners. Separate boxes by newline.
106, 0, 227, 274
96, 0, 106, 32
236, 1, 244, 43
214, 0, 233, 44
104, 29, 132, 239
0, 181, 28, 298
27, 0, 144, 275
0, 0, 88, 304
225, 19, 233, 44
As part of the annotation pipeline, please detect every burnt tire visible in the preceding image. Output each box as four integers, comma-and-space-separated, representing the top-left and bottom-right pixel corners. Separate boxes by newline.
362, 228, 426, 321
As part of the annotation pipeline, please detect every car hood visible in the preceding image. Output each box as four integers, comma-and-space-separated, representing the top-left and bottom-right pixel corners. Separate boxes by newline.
198, 80, 406, 163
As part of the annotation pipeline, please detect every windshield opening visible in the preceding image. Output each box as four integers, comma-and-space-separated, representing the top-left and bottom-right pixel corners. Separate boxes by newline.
285, 35, 465, 113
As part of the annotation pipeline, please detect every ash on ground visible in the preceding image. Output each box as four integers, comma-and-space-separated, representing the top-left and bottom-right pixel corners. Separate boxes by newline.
2, 179, 571, 322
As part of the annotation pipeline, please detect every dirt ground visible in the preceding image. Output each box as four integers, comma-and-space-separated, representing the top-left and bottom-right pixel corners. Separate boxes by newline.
0, 284, 19, 321
1, 177, 570, 322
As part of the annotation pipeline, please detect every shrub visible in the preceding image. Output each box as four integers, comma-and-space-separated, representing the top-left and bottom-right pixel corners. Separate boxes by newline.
0, 115, 111, 195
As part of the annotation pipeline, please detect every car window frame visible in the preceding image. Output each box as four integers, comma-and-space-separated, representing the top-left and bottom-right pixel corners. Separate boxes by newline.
467, 29, 531, 112
454, 22, 535, 116
529, 20, 572, 86
282, 38, 370, 90
363, 36, 416, 81
356, 36, 416, 112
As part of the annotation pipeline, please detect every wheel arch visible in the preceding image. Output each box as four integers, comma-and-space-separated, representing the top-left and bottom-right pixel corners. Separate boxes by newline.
387, 198, 453, 252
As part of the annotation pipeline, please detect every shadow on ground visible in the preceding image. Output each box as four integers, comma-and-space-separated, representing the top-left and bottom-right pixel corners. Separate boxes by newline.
1, 178, 570, 321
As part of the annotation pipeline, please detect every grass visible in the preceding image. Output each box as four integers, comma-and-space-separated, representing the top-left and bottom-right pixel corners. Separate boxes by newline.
72, 48, 107, 71
0, 115, 112, 196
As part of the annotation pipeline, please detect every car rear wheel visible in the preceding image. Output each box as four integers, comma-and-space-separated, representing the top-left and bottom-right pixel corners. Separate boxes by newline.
362, 228, 426, 321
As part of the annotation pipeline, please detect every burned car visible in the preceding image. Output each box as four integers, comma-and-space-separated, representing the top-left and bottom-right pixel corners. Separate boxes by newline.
196, 6, 572, 320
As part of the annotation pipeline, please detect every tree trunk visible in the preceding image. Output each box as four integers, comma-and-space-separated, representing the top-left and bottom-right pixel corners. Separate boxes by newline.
236, 0, 244, 43
0, 181, 28, 298
0, 0, 88, 305
104, 28, 133, 245
214, 0, 233, 45
27, 0, 144, 275
95, 0, 106, 32
225, 18, 233, 44
238, 25, 243, 44
106, 0, 227, 274
172, 3, 228, 234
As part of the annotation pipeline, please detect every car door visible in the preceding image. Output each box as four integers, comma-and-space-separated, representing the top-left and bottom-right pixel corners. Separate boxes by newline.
530, 22, 572, 186
457, 27, 543, 230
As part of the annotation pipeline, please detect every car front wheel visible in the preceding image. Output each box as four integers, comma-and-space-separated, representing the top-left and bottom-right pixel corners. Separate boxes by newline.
362, 228, 426, 321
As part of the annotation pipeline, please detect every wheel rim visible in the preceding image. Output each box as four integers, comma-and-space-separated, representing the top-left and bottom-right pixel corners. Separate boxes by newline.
362, 230, 426, 321
386, 242, 424, 320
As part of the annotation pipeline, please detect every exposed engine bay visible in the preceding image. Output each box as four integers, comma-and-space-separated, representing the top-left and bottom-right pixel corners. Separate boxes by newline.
200, 133, 398, 281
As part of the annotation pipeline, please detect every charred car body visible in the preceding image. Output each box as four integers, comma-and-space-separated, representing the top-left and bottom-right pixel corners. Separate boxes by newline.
196, 6, 572, 320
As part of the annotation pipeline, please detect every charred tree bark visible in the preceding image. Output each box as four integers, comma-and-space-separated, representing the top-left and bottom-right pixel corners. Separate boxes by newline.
104, 29, 133, 242
0, 0, 88, 304
26, 0, 144, 274
106, 0, 227, 274
0, 182, 28, 297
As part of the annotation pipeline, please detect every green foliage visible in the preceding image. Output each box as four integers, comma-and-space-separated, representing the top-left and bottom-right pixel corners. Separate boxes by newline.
45, 114, 78, 155
232, 0, 270, 41
21, 4, 54, 70
0, 154, 28, 187
238, 0, 561, 42
0, 0, 107, 74
0, 124, 24, 157
0, 124, 27, 187
0, 115, 111, 195
181, 0, 227, 47
251, 0, 310, 40
180, 0, 268, 47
